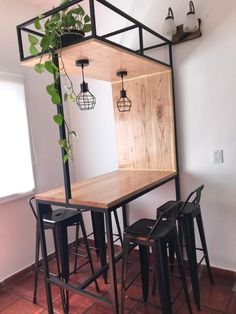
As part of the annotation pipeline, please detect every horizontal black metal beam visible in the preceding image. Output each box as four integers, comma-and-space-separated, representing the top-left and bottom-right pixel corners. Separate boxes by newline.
48, 276, 111, 305
136, 42, 169, 53
21, 27, 44, 37
79, 251, 123, 289
101, 24, 137, 39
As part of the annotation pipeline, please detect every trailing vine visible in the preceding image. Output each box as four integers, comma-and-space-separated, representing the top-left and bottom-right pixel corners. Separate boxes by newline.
28, 0, 91, 162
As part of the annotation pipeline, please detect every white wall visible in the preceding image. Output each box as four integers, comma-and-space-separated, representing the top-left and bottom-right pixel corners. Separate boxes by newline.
0, 0, 70, 282
1, 0, 236, 281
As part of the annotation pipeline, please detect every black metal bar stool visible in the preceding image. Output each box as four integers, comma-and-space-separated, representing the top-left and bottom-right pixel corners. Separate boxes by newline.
155, 185, 214, 310
121, 202, 192, 314
28, 196, 99, 307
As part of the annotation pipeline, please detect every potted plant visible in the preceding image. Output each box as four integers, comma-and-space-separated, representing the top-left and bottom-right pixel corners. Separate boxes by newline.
28, 0, 92, 162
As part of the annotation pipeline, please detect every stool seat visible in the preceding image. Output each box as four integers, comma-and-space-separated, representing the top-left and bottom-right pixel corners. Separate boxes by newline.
43, 208, 81, 225
125, 218, 175, 240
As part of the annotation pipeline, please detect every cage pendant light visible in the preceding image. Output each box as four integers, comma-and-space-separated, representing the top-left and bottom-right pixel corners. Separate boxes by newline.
76, 59, 96, 110
116, 70, 132, 112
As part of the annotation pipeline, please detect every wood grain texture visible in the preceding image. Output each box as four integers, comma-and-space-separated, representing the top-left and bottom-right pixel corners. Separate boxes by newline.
22, 38, 170, 82
35, 170, 177, 208
112, 71, 176, 171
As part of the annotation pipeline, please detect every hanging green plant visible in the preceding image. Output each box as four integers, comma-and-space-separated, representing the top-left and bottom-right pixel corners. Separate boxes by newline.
27, 0, 92, 161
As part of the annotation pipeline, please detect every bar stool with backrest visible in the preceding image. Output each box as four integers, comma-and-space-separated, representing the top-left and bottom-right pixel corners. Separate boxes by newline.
155, 185, 214, 310
121, 202, 192, 314
28, 196, 99, 307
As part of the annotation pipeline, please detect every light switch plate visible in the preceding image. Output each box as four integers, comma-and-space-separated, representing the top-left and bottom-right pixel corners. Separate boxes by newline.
213, 149, 224, 164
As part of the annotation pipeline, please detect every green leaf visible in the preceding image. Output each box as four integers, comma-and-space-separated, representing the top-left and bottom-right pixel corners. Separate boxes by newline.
29, 44, 39, 55
63, 154, 69, 163
60, 0, 70, 4
34, 63, 44, 73
51, 12, 60, 23
59, 138, 67, 148
46, 83, 55, 96
44, 60, 55, 74
34, 18, 41, 30
53, 114, 63, 125
83, 24, 92, 33
84, 15, 91, 23
71, 6, 85, 16
75, 20, 83, 29
51, 92, 61, 105
28, 34, 39, 45
40, 35, 50, 50
63, 13, 76, 28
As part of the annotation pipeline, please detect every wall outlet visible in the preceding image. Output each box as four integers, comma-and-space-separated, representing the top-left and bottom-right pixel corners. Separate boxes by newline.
213, 149, 224, 164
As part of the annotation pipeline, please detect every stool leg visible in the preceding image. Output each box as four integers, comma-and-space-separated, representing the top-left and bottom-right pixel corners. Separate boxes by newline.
92, 212, 107, 283
113, 209, 123, 247
173, 234, 192, 314
196, 213, 214, 284
33, 223, 40, 304
153, 240, 172, 314
168, 240, 175, 273
79, 214, 99, 292
91, 212, 100, 257
55, 224, 70, 314
121, 236, 130, 314
151, 272, 157, 296
139, 245, 149, 303
182, 215, 201, 310
178, 218, 184, 256
73, 223, 80, 273
37, 204, 54, 314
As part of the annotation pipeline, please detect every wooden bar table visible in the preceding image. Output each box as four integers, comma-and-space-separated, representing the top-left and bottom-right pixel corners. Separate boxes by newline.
35, 169, 177, 314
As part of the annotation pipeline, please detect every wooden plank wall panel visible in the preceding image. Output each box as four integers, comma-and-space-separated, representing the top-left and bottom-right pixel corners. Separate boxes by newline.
112, 71, 176, 171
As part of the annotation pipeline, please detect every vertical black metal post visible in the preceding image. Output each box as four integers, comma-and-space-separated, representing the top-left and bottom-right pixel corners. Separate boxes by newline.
169, 43, 180, 200
16, 26, 24, 61
139, 26, 144, 55
89, 0, 97, 36
53, 54, 71, 202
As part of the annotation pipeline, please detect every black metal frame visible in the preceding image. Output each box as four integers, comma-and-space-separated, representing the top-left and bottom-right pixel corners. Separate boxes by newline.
17, 0, 181, 312
16, 0, 179, 202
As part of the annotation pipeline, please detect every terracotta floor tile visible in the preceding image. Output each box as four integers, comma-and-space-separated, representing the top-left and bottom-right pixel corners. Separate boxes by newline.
84, 302, 130, 314
197, 277, 233, 311
178, 302, 224, 314
0, 298, 45, 314
0, 289, 20, 312
131, 301, 162, 314
226, 291, 236, 314
2, 249, 236, 314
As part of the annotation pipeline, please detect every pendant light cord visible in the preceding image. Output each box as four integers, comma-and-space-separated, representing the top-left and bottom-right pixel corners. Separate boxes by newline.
81, 64, 85, 84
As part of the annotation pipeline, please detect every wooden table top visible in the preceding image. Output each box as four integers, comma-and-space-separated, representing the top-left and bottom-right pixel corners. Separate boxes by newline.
35, 170, 177, 209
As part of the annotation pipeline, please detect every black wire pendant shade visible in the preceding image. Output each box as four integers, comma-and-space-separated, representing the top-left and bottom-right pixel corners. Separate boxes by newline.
116, 70, 132, 112
75, 59, 96, 110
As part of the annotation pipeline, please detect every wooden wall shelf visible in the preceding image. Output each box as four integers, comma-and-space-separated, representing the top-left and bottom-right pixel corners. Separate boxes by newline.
22, 38, 171, 82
